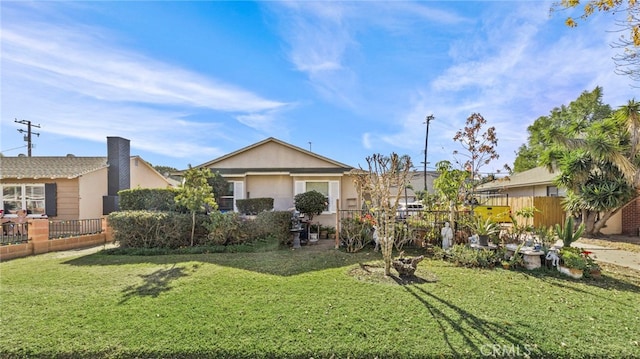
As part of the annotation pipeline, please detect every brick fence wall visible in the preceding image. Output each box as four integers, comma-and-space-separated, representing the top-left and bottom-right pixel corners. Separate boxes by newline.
0, 218, 113, 261
621, 197, 640, 236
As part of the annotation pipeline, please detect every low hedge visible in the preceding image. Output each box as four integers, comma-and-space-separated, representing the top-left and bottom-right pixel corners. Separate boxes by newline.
118, 188, 178, 211
108, 210, 208, 248
109, 210, 293, 249
236, 198, 274, 215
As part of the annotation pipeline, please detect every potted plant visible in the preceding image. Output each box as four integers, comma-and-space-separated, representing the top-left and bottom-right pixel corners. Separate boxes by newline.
294, 190, 327, 242
325, 226, 336, 239
558, 247, 587, 279
319, 225, 329, 239
468, 217, 500, 246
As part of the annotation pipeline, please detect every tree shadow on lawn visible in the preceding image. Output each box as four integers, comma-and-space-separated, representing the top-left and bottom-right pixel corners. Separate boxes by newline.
119, 263, 194, 304
517, 265, 640, 298
64, 246, 377, 277
399, 283, 537, 357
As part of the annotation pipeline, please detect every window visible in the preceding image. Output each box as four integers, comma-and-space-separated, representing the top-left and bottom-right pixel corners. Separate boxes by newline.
294, 180, 339, 213
2, 184, 46, 215
217, 181, 244, 212
218, 182, 235, 212
547, 186, 559, 197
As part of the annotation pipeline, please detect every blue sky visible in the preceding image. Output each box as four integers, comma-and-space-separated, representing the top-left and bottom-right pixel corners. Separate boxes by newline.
1, 1, 637, 174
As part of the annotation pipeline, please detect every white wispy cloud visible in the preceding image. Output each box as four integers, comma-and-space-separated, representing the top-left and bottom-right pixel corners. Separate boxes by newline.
0, 3, 290, 160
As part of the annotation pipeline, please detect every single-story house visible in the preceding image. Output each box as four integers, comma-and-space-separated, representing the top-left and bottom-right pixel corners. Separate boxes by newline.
188, 137, 360, 226
0, 137, 176, 220
477, 166, 640, 235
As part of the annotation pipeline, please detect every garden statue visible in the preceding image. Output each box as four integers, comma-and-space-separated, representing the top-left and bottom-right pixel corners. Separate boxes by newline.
441, 222, 453, 250
290, 210, 303, 249
545, 248, 560, 267
372, 225, 380, 251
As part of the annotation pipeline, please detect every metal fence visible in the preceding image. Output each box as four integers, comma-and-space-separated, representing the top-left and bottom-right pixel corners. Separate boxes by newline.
49, 219, 103, 239
338, 209, 472, 247
1, 222, 28, 245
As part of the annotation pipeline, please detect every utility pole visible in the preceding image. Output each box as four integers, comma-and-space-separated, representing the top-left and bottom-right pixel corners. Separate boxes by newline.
423, 114, 434, 192
15, 118, 40, 157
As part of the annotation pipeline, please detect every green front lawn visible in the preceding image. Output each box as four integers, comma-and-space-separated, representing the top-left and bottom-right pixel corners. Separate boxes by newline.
1, 241, 639, 358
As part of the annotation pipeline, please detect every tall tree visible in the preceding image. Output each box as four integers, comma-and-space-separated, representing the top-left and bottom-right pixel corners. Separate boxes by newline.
175, 166, 217, 246
538, 89, 638, 235
514, 87, 612, 172
553, 0, 640, 82
352, 153, 412, 276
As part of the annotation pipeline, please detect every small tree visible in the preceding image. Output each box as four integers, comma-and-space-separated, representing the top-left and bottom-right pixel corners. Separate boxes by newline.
175, 166, 217, 246
352, 153, 412, 276
433, 160, 471, 224
453, 113, 509, 199
294, 190, 327, 222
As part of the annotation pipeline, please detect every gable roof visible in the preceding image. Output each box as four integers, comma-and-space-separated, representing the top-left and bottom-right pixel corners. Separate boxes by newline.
0, 156, 108, 179
476, 166, 560, 191
192, 137, 354, 172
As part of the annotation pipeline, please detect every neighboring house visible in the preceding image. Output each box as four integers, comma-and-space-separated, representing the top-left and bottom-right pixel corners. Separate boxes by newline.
0, 137, 176, 220
477, 166, 640, 235
476, 166, 565, 198
402, 170, 438, 201
187, 137, 359, 226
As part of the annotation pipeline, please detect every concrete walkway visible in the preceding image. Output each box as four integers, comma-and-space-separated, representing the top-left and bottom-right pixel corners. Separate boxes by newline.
573, 240, 640, 271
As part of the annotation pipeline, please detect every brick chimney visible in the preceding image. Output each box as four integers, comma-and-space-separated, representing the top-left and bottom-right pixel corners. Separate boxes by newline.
102, 137, 130, 215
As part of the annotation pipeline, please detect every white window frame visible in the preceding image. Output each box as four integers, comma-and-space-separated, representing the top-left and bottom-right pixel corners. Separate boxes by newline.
1, 183, 46, 216
294, 180, 339, 214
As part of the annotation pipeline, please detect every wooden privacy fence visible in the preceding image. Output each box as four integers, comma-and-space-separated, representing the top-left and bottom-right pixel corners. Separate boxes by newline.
485, 196, 566, 228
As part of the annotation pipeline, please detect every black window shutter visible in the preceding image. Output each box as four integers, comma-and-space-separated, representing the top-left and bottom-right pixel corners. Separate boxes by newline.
45, 183, 57, 217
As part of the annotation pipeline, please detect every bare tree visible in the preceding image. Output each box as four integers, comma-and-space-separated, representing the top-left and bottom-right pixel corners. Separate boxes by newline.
453, 113, 507, 196
352, 153, 412, 276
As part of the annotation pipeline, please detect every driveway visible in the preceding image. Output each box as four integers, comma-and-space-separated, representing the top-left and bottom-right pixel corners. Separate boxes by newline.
573, 239, 640, 271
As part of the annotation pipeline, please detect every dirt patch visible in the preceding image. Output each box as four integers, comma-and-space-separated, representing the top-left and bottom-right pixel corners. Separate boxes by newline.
348, 261, 438, 285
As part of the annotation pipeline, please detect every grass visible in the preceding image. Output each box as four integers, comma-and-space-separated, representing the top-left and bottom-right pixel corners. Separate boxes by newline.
1, 241, 639, 358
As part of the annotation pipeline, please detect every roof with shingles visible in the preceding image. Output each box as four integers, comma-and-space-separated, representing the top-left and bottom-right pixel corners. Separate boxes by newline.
476, 166, 560, 191
0, 156, 108, 179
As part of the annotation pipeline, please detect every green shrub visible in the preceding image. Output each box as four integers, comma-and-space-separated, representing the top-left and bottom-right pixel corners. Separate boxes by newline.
445, 244, 501, 268
118, 188, 178, 211
236, 198, 274, 215
108, 210, 208, 248
205, 212, 247, 245
294, 190, 327, 221
253, 210, 292, 245
203, 210, 292, 246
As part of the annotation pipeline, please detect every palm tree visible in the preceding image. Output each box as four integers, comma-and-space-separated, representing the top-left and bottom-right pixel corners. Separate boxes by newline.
612, 99, 640, 185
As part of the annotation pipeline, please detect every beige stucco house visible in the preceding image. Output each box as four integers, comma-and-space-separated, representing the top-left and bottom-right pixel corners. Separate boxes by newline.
190, 137, 359, 227
0, 137, 176, 220
476, 166, 640, 235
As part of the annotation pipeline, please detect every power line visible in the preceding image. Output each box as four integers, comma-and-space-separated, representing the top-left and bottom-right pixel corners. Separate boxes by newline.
15, 118, 40, 157
0, 144, 28, 154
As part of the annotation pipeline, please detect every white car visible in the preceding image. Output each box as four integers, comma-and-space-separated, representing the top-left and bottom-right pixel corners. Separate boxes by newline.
396, 202, 424, 219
